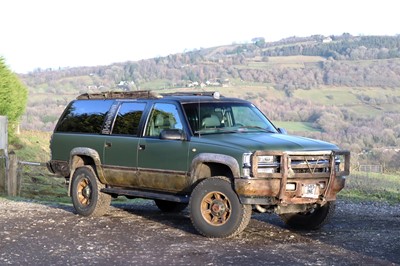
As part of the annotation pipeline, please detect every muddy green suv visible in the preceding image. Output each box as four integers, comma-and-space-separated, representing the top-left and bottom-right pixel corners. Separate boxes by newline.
48, 91, 350, 238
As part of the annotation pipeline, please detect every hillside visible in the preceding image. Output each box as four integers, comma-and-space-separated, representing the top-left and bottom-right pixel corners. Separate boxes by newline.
18, 34, 400, 171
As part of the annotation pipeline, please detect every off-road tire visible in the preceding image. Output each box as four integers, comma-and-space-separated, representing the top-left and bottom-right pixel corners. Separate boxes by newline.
189, 176, 252, 238
154, 200, 188, 213
280, 201, 336, 230
71, 166, 111, 217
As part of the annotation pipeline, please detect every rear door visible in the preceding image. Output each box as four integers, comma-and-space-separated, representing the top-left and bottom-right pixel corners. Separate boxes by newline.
102, 101, 146, 187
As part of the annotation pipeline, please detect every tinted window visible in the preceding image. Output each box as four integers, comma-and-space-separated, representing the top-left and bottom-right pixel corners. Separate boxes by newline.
56, 100, 113, 133
145, 103, 183, 137
112, 102, 146, 136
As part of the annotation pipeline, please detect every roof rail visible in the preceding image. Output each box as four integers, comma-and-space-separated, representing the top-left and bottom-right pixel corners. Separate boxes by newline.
77, 90, 162, 100
161, 91, 223, 98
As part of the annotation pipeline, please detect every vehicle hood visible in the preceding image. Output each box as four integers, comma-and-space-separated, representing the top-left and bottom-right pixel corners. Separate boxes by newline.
200, 132, 339, 152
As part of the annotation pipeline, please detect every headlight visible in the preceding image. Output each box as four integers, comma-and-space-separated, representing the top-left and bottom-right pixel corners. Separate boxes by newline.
256, 155, 280, 175
335, 155, 341, 172
242, 153, 252, 178
257, 155, 277, 165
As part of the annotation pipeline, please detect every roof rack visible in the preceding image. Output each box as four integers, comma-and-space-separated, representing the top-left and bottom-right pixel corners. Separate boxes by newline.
77, 90, 162, 100
161, 91, 223, 98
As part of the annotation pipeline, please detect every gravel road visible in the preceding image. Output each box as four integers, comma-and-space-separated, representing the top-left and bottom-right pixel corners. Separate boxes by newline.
0, 198, 399, 265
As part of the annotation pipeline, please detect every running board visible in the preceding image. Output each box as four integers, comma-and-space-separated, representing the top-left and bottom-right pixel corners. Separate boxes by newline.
101, 187, 190, 203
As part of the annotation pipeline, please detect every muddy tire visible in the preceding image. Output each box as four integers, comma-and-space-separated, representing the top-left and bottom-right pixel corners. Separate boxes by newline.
71, 166, 111, 217
280, 201, 336, 230
154, 200, 188, 213
189, 177, 252, 238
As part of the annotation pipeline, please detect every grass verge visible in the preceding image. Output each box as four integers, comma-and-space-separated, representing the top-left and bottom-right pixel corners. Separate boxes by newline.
338, 171, 400, 204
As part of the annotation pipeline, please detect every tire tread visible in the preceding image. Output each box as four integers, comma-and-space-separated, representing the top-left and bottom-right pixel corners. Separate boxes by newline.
189, 176, 252, 238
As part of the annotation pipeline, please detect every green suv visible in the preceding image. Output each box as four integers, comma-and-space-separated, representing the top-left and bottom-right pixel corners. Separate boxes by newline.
48, 91, 350, 238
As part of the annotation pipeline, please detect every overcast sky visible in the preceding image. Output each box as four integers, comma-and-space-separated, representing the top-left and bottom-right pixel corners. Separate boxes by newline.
1, 0, 399, 73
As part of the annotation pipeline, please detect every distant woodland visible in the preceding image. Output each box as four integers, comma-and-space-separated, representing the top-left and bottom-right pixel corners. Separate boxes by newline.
19, 34, 400, 171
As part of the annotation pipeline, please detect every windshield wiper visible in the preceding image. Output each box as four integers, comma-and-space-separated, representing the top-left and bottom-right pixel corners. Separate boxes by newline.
237, 126, 277, 133
195, 126, 277, 135
195, 128, 237, 135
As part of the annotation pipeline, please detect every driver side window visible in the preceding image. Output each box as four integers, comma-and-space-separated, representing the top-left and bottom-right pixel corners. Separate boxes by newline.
144, 103, 183, 137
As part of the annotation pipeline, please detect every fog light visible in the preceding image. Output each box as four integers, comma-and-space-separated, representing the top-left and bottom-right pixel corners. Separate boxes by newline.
286, 183, 296, 191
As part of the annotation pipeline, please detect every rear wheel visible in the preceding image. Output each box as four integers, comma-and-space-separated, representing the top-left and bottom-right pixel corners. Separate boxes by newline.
154, 199, 188, 213
279, 201, 336, 230
71, 166, 111, 217
189, 177, 252, 238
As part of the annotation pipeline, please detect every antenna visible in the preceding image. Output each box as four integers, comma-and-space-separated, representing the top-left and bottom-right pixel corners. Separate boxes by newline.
198, 98, 201, 138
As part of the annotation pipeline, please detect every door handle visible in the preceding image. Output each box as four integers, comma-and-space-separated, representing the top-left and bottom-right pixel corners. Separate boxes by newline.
105, 142, 112, 148
139, 144, 146, 150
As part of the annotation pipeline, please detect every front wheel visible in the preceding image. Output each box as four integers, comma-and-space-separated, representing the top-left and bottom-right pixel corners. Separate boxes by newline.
71, 166, 111, 217
279, 201, 336, 230
189, 177, 252, 238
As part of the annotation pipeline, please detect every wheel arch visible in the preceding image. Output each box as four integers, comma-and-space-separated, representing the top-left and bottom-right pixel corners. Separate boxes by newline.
67, 147, 106, 196
189, 153, 240, 185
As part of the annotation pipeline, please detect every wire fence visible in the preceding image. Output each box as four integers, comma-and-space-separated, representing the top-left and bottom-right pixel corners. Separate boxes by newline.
359, 165, 383, 173
17, 161, 68, 201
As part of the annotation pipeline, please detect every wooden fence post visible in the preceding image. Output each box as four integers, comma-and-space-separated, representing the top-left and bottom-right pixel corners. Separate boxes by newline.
0, 116, 8, 194
0, 149, 5, 193
7, 151, 19, 197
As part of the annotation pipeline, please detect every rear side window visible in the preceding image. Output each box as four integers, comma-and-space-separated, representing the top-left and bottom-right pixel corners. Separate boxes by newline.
112, 102, 146, 136
56, 100, 113, 133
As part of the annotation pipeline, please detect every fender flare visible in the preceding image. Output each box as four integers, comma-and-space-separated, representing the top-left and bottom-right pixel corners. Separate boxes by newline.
68, 147, 106, 195
190, 153, 240, 182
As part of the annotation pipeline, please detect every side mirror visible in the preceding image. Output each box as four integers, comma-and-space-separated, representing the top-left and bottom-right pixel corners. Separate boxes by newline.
277, 128, 287, 135
160, 129, 186, 141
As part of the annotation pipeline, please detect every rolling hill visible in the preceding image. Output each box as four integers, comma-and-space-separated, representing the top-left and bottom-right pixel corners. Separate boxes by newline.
17, 34, 400, 170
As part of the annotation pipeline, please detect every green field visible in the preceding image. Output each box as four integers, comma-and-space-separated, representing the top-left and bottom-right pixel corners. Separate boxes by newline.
273, 121, 320, 133
247, 55, 326, 69
12, 130, 51, 162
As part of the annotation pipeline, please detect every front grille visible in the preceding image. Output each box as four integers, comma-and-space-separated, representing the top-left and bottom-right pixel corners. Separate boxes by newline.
290, 157, 331, 175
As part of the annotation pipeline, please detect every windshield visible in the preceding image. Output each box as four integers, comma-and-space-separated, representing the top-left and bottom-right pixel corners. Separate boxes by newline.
183, 102, 278, 135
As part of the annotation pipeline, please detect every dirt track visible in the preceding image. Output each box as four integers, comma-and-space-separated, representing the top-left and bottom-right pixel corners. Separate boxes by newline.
0, 198, 399, 265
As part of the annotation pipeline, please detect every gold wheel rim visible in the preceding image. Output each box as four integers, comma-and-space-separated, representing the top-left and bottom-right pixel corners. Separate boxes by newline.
77, 177, 91, 206
201, 191, 231, 226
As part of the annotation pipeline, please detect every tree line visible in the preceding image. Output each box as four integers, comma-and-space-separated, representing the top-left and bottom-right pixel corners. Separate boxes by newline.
22, 35, 400, 93
259, 35, 400, 60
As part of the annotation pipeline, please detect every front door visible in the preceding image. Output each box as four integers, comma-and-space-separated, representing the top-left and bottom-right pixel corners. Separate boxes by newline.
137, 103, 190, 193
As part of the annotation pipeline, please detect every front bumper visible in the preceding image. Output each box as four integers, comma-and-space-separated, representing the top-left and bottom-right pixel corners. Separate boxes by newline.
235, 150, 350, 205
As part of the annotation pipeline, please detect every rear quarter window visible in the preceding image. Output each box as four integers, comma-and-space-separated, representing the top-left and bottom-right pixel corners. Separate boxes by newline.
112, 102, 146, 136
55, 100, 114, 133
